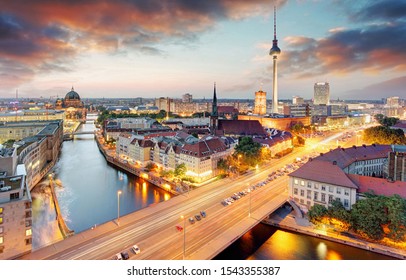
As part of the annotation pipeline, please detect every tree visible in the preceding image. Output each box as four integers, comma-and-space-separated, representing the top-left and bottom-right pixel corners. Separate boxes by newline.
328, 199, 351, 230
216, 158, 230, 175
234, 137, 262, 167
385, 195, 406, 241
374, 114, 399, 127
308, 204, 328, 223
145, 162, 157, 172
350, 196, 388, 240
174, 163, 187, 178
291, 123, 304, 134
363, 126, 406, 145
160, 169, 174, 180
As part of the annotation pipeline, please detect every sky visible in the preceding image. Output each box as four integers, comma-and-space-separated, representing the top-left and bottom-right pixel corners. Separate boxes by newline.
0, 0, 405, 100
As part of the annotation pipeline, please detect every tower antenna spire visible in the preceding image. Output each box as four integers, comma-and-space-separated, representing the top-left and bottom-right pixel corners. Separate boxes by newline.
274, 5, 277, 40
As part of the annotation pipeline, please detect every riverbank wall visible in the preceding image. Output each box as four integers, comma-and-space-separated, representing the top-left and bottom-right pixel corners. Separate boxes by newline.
49, 178, 74, 238
263, 214, 406, 260
94, 133, 180, 196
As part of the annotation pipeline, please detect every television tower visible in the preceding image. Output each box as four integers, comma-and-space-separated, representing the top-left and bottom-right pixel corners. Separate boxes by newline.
270, 6, 281, 114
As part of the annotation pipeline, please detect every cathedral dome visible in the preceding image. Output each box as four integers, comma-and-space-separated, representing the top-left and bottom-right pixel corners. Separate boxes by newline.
65, 87, 81, 100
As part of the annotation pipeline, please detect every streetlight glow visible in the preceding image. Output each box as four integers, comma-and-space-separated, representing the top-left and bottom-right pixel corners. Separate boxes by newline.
117, 190, 122, 226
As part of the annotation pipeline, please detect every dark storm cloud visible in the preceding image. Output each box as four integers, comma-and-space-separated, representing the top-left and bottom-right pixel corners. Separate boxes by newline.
352, 0, 406, 22
280, 0, 406, 78
0, 0, 285, 87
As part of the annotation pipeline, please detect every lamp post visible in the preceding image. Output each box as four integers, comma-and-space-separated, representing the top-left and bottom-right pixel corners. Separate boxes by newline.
180, 215, 186, 260
117, 190, 122, 226
238, 154, 242, 176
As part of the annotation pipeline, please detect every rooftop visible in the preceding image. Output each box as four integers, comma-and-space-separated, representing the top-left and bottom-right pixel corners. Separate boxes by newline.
289, 159, 359, 189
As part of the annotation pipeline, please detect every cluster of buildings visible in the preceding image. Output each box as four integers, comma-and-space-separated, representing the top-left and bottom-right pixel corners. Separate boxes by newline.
110, 84, 294, 183
288, 144, 406, 212
0, 119, 63, 259
0, 88, 76, 259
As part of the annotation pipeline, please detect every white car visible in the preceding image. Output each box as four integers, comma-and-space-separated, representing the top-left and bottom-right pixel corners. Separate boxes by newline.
115, 253, 122, 260
132, 245, 141, 255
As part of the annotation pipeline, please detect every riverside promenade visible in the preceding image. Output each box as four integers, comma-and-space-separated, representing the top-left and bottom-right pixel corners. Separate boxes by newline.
264, 208, 406, 260
94, 132, 184, 196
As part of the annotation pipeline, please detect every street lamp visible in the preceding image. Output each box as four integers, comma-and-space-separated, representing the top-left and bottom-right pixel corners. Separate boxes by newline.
117, 190, 122, 226
180, 215, 186, 260
238, 154, 242, 176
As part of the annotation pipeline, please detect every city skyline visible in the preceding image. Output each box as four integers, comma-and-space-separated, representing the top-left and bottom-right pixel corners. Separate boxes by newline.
0, 0, 405, 100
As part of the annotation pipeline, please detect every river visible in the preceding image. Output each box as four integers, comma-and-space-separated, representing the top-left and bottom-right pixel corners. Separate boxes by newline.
30, 116, 395, 259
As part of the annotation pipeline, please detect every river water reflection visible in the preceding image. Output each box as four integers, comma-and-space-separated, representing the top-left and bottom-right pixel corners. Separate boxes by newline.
214, 224, 396, 260
31, 119, 172, 249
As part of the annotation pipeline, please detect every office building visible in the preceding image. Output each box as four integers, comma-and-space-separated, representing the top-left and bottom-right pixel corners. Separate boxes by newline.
314, 82, 330, 105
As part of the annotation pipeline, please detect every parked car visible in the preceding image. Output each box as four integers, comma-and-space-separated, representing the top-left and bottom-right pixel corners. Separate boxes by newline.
115, 253, 122, 260
195, 214, 201, 221
189, 217, 195, 224
132, 245, 141, 255
176, 225, 183, 232
200, 211, 207, 218
121, 251, 129, 260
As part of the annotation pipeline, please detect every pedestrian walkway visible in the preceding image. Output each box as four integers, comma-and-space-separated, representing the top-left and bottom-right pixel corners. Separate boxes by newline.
264, 208, 406, 260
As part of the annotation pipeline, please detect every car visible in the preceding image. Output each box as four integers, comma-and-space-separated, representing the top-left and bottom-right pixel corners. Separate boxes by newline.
221, 200, 228, 206
176, 225, 184, 232
195, 214, 201, 221
132, 245, 141, 255
121, 251, 129, 260
188, 217, 195, 224
115, 253, 122, 260
200, 211, 207, 218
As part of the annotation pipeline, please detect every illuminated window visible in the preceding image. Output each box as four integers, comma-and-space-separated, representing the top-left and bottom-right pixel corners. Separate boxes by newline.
0, 217, 2, 224
0, 237, 3, 244
0, 227, 3, 234
300, 180, 305, 186
294, 179, 298, 185
26, 229, 32, 236
0, 207, 2, 214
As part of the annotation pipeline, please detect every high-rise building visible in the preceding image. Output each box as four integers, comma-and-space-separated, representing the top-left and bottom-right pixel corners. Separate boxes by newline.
254, 90, 267, 115
182, 93, 193, 103
314, 82, 330, 105
386, 96, 400, 107
270, 6, 281, 114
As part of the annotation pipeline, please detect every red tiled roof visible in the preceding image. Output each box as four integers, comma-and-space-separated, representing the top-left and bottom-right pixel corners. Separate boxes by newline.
180, 137, 227, 158
218, 106, 238, 113
289, 160, 358, 189
347, 174, 406, 199
315, 144, 391, 169
218, 120, 267, 136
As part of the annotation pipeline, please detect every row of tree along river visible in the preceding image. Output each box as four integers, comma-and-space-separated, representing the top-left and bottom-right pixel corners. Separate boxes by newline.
31, 117, 394, 259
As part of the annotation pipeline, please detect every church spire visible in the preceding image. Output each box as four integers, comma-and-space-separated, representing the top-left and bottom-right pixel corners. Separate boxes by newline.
210, 82, 218, 134
212, 82, 218, 117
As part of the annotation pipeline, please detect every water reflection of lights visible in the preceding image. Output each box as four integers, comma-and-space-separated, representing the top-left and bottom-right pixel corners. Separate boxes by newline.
326, 250, 342, 260
316, 242, 327, 259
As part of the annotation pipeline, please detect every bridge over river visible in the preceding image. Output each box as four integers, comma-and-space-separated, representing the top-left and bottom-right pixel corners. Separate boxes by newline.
20, 164, 290, 260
